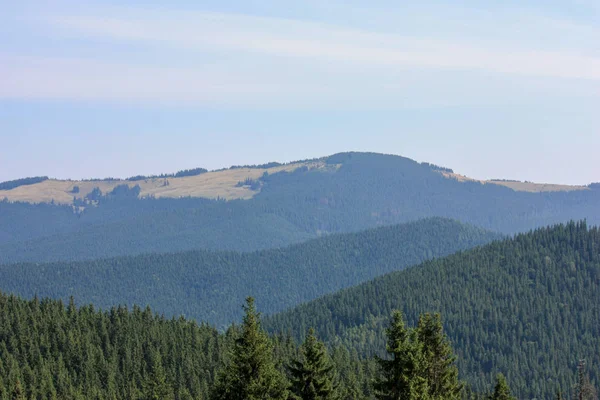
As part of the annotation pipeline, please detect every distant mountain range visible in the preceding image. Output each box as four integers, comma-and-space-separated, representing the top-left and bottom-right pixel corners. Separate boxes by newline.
0, 217, 500, 327
1, 152, 598, 264
0, 156, 590, 206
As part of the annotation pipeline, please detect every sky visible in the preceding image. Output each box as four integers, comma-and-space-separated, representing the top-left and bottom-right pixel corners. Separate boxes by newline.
1, 0, 599, 184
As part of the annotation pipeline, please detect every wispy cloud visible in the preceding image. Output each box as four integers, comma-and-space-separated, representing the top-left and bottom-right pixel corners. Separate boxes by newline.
1, 4, 599, 107
47, 9, 600, 80
0, 55, 329, 107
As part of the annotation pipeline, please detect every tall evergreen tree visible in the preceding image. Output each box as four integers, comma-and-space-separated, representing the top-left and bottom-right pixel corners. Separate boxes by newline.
288, 328, 339, 400
211, 297, 288, 400
373, 310, 429, 400
11, 380, 25, 400
491, 374, 514, 400
416, 313, 462, 399
555, 389, 563, 400
143, 349, 174, 400
575, 360, 598, 400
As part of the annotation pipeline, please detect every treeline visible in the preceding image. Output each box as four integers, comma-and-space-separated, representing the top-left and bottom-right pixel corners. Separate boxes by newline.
0, 218, 500, 326
0, 176, 48, 191
127, 167, 209, 181
420, 162, 453, 173
264, 221, 600, 398
229, 161, 283, 170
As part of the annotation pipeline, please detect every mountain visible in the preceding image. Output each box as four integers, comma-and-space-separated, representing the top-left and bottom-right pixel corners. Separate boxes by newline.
263, 221, 600, 398
1, 152, 599, 264
0, 218, 500, 327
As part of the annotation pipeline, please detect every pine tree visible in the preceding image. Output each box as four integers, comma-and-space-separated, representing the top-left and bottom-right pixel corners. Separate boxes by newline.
142, 349, 174, 400
416, 313, 462, 399
555, 388, 563, 400
288, 328, 339, 400
575, 360, 598, 400
491, 374, 514, 400
373, 310, 429, 400
11, 380, 25, 400
211, 297, 288, 400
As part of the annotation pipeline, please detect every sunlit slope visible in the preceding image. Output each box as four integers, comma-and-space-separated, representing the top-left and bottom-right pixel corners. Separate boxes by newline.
439, 171, 588, 192
0, 156, 589, 207
0, 161, 329, 204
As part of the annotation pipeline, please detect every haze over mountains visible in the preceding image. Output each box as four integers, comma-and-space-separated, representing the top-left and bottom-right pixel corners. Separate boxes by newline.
0, 217, 500, 327
4, 0, 599, 396
1, 152, 599, 264
0, 151, 598, 399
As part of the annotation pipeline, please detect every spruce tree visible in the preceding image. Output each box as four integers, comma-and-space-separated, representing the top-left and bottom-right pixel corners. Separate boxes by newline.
288, 328, 339, 400
143, 350, 174, 400
491, 374, 514, 400
211, 297, 288, 400
416, 313, 462, 399
373, 310, 429, 400
575, 360, 598, 400
555, 389, 563, 400
11, 380, 25, 400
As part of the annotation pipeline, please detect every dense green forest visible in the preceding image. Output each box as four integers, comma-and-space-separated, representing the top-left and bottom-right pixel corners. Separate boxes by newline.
264, 221, 600, 399
0, 218, 499, 327
2, 291, 550, 400
2, 152, 600, 263
1, 292, 594, 400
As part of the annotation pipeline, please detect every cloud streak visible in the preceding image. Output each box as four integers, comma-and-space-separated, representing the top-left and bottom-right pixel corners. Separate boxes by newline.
1, 4, 599, 107
48, 9, 600, 81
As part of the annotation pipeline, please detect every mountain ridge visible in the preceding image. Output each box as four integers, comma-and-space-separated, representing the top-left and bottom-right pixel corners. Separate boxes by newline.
1, 151, 599, 264
0, 152, 591, 206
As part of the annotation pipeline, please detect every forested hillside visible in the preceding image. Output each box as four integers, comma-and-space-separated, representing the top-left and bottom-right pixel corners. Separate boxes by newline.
0, 218, 499, 327
2, 291, 544, 400
2, 152, 599, 263
264, 221, 600, 399
0, 292, 225, 399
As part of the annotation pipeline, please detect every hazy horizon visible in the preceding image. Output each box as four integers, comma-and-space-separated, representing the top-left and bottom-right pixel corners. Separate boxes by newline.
1, 0, 599, 185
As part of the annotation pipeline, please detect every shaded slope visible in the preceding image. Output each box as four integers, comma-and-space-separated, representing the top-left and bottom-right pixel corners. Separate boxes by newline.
0, 218, 499, 327
263, 221, 600, 398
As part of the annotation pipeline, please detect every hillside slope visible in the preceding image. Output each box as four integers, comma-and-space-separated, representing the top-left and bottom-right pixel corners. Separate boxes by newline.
0, 218, 500, 327
1, 152, 599, 263
263, 221, 600, 398
0, 161, 327, 204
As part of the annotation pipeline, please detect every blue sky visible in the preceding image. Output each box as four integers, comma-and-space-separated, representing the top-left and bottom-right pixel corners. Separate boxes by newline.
1, 0, 598, 184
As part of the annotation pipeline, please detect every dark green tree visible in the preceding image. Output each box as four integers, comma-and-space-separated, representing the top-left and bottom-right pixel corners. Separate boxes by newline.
490, 374, 514, 400
416, 313, 462, 399
211, 297, 288, 400
143, 349, 174, 400
575, 360, 598, 400
288, 328, 339, 400
373, 310, 428, 400
11, 380, 25, 400
555, 389, 563, 400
